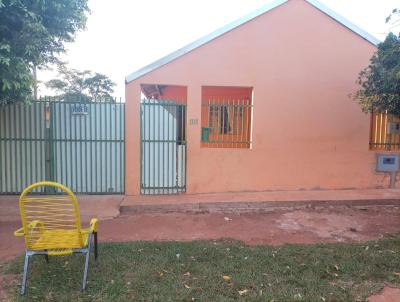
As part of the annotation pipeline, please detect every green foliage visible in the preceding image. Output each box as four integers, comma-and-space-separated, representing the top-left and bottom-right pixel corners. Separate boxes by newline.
0, 0, 89, 105
46, 64, 116, 102
386, 8, 399, 23
354, 32, 400, 115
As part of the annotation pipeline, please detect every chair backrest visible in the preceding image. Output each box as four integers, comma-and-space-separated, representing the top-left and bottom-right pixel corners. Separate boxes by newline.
19, 181, 83, 250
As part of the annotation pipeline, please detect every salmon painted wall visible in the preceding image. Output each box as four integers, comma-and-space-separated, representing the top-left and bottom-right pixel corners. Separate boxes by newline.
125, 0, 388, 195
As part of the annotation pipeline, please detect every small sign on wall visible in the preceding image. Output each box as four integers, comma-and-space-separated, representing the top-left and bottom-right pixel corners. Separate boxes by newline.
71, 103, 89, 115
189, 118, 198, 125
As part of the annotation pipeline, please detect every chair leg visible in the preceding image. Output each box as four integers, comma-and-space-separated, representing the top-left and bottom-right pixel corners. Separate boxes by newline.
21, 252, 31, 295
82, 233, 93, 290
94, 232, 98, 261
44, 250, 49, 263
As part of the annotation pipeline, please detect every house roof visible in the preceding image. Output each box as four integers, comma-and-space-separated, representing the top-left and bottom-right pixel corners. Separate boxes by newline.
126, 0, 380, 83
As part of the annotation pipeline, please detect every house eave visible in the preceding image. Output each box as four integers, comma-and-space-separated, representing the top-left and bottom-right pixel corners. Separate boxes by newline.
126, 0, 380, 84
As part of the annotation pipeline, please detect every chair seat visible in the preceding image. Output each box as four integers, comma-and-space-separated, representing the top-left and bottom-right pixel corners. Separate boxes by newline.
30, 228, 90, 252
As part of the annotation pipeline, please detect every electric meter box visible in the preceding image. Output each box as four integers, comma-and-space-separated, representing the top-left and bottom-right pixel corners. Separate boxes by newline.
376, 153, 400, 172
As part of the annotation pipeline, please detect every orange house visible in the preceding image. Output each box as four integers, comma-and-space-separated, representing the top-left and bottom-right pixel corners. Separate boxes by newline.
125, 0, 393, 196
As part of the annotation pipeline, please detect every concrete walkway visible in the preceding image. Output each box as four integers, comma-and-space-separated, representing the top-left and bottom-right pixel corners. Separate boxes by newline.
2, 188, 400, 221
122, 188, 400, 213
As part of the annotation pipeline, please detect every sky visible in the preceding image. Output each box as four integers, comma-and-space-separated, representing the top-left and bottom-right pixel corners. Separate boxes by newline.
37, 0, 400, 98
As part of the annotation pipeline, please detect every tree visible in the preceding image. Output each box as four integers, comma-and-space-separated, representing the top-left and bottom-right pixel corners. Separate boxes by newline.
354, 11, 400, 115
46, 64, 116, 102
0, 0, 89, 105
386, 8, 399, 24
85, 73, 116, 100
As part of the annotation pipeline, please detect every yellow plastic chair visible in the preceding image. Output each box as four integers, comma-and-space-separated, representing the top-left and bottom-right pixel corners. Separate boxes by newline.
14, 181, 98, 295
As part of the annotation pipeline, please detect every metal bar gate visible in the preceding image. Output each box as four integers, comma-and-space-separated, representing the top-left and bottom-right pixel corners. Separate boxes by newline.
140, 99, 186, 194
0, 98, 125, 194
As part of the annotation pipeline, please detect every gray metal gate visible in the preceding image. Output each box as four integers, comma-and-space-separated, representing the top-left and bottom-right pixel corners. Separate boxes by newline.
140, 99, 186, 194
0, 98, 125, 194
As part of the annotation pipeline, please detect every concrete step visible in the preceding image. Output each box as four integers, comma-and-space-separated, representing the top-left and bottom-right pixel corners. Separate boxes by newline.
121, 189, 400, 214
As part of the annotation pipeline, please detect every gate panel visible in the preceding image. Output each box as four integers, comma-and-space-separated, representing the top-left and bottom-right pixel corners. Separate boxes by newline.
140, 99, 186, 194
0, 99, 125, 195
0, 102, 46, 194
51, 101, 125, 194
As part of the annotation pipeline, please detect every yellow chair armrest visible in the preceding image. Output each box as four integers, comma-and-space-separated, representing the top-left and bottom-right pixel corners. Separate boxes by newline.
14, 221, 45, 237
90, 218, 98, 233
28, 220, 45, 229
14, 227, 24, 237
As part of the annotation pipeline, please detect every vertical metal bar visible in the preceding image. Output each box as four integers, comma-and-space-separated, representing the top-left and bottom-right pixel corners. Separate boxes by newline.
59, 102, 63, 186
230, 98, 234, 147
166, 101, 170, 193
12, 103, 18, 192
378, 113, 383, 149
89, 103, 94, 193
374, 112, 378, 146
105, 103, 109, 193
74, 104, 79, 192
171, 102, 174, 192
32, 103, 38, 186
208, 99, 211, 148
85, 103, 89, 193
79, 105, 84, 193
181, 104, 184, 191
389, 112, 392, 150
173, 103, 177, 191
158, 99, 161, 193
65, 101, 70, 188
148, 101, 151, 193
5, 105, 10, 192
237, 99, 241, 148
152, 100, 155, 194
240, 99, 244, 148
81, 103, 85, 193
0, 107, 3, 193
114, 100, 118, 194
108, 101, 112, 193
142, 100, 144, 194
162, 101, 165, 194
51, 103, 56, 186
139, 101, 143, 194
231, 98, 234, 148
219, 99, 222, 148
104, 103, 108, 193
145, 100, 148, 194
221, 99, 225, 148
184, 104, 187, 192
122, 99, 125, 194
37, 102, 41, 190
97, 104, 102, 192
18, 103, 22, 191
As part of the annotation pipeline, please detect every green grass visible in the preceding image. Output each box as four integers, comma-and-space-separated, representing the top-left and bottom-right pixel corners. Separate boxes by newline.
3, 236, 400, 302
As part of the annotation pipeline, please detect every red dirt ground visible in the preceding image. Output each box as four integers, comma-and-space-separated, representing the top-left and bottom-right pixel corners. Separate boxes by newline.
2, 205, 400, 301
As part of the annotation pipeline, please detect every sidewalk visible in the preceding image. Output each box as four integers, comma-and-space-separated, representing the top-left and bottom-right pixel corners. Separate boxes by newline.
121, 188, 400, 213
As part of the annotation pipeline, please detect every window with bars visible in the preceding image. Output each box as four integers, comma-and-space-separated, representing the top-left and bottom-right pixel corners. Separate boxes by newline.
370, 111, 400, 151
201, 86, 253, 148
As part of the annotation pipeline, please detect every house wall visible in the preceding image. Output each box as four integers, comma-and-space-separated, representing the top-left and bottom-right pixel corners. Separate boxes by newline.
125, 0, 389, 195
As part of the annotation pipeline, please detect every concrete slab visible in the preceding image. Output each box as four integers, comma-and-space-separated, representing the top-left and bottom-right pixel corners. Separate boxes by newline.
0, 195, 124, 223
121, 189, 400, 214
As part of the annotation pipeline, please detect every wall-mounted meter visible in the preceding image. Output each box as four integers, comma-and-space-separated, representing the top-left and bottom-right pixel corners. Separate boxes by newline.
376, 153, 400, 172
